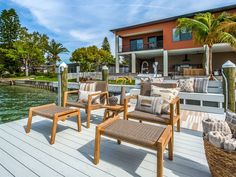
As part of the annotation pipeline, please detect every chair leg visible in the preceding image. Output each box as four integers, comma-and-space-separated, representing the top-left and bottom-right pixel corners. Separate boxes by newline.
26, 109, 33, 133
86, 108, 91, 128
50, 117, 58, 144
157, 146, 163, 177
177, 119, 181, 132
94, 127, 101, 165
77, 111, 81, 132
117, 140, 121, 144
168, 136, 173, 160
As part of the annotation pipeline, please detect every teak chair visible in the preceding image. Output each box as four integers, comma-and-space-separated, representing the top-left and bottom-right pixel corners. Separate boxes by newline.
63, 81, 109, 128
124, 82, 181, 144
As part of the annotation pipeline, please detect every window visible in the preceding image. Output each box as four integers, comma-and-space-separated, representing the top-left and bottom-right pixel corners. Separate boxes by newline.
172, 28, 192, 41
130, 39, 143, 51
148, 37, 157, 49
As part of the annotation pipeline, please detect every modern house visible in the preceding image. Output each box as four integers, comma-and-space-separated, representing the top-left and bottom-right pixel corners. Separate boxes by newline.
111, 5, 236, 76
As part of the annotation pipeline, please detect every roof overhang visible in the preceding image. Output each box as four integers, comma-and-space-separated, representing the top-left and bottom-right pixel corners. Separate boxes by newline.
110, 4, 236, 33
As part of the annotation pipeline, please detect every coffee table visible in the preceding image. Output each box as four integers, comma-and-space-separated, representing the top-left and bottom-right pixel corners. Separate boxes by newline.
102, 104, 125, 121
26, 103, 81, 144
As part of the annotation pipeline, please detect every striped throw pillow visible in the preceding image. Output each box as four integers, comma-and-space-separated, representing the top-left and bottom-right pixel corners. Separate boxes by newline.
79, 82, 96, 91
135, 95, 163, 115
194, 78, 209, 93
151, 85, 179, 113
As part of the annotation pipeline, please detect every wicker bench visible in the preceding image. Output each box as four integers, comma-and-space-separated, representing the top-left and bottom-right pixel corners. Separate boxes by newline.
94, 117, 173, 177
26, 103, 81, 144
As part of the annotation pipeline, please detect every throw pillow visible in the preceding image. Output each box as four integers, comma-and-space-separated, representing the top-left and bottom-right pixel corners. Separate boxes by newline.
194, 78, 209, 93
178, 78, 194, 92
224, 138, 236, 152
78, 90, 101, 104
135, 95, 163, 115
202, 118, 232, 137
226, 110, 236, 137
79, 82, 96, 91
208, 131, 232, 148
151, 85, 179, 113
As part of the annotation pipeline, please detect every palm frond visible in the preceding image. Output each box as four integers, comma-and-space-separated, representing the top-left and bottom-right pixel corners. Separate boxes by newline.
217, 32, 236, 48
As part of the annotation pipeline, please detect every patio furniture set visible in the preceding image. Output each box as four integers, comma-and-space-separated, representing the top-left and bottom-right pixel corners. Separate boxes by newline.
26, 81, 181, 177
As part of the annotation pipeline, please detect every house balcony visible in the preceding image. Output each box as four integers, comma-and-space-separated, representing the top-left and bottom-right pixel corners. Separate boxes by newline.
119, 42, 163, 53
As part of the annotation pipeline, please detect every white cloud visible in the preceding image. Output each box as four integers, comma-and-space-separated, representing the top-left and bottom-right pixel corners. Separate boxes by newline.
9, 0, 236, 57
69, 30, 96, 42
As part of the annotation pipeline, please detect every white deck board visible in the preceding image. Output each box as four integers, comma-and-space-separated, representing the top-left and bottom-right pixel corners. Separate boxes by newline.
0, 110, 211, 177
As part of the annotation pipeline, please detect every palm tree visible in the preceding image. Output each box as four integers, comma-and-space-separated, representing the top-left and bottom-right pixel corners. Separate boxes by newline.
177, 12, 236, 79
47, 39, 69, 71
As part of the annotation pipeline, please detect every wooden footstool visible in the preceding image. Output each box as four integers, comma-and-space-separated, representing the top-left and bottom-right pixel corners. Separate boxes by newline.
94, 117, 173, 177
26, 103, 81, 144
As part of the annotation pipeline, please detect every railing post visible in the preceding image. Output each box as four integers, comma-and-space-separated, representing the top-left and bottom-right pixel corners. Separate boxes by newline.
222, 60, 235, 112
102, 65, 109, 82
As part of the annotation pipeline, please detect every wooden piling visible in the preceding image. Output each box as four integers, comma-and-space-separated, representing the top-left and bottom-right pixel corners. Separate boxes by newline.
222, 60, 235, 112
61, 68, 68, 106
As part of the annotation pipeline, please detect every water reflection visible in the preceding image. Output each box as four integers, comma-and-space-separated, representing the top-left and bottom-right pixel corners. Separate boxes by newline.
0, 84, 57, 123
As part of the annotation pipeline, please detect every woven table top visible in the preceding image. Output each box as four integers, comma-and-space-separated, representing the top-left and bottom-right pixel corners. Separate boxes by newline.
32, 104, 78, 118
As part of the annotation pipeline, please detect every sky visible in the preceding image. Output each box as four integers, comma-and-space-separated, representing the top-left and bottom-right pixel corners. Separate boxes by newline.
0, 0, 235, 60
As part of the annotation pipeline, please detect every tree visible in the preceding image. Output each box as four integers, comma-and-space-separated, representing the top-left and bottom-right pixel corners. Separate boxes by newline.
47, 39, 69, 71
0, 8, 21, 48
71, 45, 114, 72
101, 37, 111, 53
177, 12, 236, 79
5, 28, 49, 76
0, 8, 21, 74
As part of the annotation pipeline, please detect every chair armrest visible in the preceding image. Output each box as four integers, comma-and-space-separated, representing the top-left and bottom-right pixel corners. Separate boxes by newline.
170, 96, 180, 106
169, 96, 180, 124
63, 90, 80, 107
123, 95, 138, 120
88, 91, 109, 105
125, 95, 138, 102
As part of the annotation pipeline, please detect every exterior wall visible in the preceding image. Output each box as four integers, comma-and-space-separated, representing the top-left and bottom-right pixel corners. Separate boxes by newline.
116, 8, 236, 51
212, 52, 236, 71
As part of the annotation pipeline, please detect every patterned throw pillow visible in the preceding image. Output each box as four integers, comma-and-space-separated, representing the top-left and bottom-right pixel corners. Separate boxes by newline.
79, 82, 96, 91
78, 90, 101, 104
226, 110, 236, 138
135, 95, 163, 115
202, 118, 232, 137
151, 85, 179, 113
178, 78, 194, 92
194, 78, 209, 93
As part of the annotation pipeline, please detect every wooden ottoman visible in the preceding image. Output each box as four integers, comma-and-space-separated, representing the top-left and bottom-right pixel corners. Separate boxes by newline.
26, 103, 81, 144
93, 117, 173, 177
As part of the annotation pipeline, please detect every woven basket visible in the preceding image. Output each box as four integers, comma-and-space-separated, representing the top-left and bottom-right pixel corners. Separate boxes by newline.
203, 139, 236, 177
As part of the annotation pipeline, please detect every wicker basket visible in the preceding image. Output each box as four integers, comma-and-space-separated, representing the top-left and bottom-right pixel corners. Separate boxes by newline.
203, 139, 236, 177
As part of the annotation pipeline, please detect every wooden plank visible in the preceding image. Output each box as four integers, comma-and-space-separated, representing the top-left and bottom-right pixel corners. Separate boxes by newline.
9, 118, 210, 177
0, 148, 38, 177
0, 137, 63, 177
0, 163, 14, 177
0, 127, 89, 177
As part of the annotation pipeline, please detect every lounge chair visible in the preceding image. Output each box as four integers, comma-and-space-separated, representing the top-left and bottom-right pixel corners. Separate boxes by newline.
63, 81, 109, 128
124, 82, 180, 145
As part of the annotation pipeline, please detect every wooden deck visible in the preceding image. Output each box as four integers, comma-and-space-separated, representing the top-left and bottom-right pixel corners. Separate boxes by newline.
0, 109, 211, 177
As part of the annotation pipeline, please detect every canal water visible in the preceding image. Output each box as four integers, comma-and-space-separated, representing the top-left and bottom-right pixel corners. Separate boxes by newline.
0, 84, 57, 123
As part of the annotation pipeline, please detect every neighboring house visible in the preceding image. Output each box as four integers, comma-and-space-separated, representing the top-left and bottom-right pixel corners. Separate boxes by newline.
57, 59, 80, 74
111, 5, 236, 76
